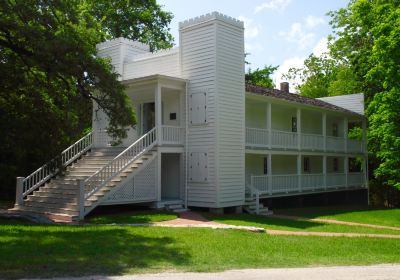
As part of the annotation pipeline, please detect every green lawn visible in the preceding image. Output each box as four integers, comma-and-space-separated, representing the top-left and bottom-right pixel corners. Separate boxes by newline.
205, 213, 400, 235
1, 218, 400, 279
274, 206, 400, 228
87, 211, 177, 224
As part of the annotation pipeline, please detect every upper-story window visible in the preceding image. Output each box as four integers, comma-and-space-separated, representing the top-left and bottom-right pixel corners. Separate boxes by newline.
292, 117, 297, 132
332, 123, 338, 137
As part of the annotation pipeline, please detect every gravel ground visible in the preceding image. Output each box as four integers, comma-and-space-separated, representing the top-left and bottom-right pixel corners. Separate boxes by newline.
29, 264, 400, 280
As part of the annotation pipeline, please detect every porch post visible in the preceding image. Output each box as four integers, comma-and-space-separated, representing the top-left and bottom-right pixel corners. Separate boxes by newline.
323, 156, 327, 190
343, 117, 348, 153
297, 154, 302, 192
322, 113, 326, 152
15, 177, 24, 208
155, 83, 162, 145
344, 156, 349, 188
267, 154, 272, 194
157, 150, 162, 201
267, 102, 272, 148
297, 108, 301, 150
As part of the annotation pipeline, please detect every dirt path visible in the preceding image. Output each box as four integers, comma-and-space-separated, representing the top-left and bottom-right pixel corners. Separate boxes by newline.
272, 214, 400, 231
36, 264, 400, 280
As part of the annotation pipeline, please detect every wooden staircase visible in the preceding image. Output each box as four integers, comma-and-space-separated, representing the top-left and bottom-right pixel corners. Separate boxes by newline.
12, 127, 159, 222
13, 148, 156, 222
243, 196, 273, 216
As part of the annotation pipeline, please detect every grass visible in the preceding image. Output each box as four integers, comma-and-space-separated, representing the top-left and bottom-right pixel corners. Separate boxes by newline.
274, 205, 400, 228
87, 211, 177, 224
204, 213, 400, 235
0, 219, 400, 279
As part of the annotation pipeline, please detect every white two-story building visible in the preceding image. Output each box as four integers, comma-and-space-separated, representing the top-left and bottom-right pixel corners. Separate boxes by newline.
14, 12, 367, 221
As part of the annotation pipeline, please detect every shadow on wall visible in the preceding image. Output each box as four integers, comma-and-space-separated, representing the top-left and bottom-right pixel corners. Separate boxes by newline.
0, 225, 190, 279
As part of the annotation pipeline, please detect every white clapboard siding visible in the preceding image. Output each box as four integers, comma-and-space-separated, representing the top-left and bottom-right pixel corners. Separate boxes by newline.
123, 48, 181, 80
216, 20, 245, 207
318, 93, 364, 115
180, 15, 218, 207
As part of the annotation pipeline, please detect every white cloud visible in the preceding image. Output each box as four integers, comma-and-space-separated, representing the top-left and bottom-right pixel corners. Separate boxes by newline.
305, 15, 325, 29
280, 22, 315, 50
238, 16, 261, 39
312, 37, 329, 56
254, 0, 292, 14
273, 56, 305, 92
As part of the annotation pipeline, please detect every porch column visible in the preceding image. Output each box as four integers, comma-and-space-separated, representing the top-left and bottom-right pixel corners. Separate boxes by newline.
362, 118, 367, 153
267, 103, 272, 148
343, 117, 348, 153
322, 113, 326, 152
267, 154, 272, 194
344, 156, 348, 188
297, 108, 301, 150
155, 84, 162, 145
157, 150, 162, 201
297, 154, 302, 192
323, 156, 327, 190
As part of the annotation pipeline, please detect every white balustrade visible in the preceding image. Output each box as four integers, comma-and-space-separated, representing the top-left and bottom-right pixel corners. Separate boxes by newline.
270, 174, 298, 193
301, 133, 324, 151
301, 174, 324, 191
161, 125, 185, 145
271, 130, 298, 149
348, 172, 365, 186
251, 175, 270, 194
326, 173, 346, 188
250, 172, 365, 196
326, 136, 345, 152
246, 127, 269, 147
347, 139, 363, 154
19, 132, 93, 199
84, 127, 157, 199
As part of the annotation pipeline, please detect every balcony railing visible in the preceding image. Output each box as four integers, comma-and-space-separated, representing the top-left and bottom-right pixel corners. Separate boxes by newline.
249, 172, 365, 196
161, 125, 185, 145
246, 127, 364, 154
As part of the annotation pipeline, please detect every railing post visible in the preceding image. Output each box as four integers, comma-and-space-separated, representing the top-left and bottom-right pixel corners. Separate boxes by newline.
77, 179, 85, 220
297, 154, 302, 192
255, 191, 260, 215
15, 177, 25, 208
267, 103, 272, 148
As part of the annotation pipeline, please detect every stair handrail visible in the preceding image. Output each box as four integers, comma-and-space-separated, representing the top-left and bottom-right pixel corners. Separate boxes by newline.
19, 132, 93, 199
83, 127, 157, 199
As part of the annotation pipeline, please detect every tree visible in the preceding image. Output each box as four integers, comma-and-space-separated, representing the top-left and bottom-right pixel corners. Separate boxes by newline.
0, 0, 173, 197
245, 65, 278, 88
329, 0, 400, 191
284, 53, 362, 98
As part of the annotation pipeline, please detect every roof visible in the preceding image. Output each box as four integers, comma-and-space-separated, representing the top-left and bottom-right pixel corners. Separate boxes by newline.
318, 93, 364, 115
245, 84, 363, 117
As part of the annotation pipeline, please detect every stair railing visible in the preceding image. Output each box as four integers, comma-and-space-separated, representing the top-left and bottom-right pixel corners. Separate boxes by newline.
15, 132, 93, 206
83, 127, 157, 201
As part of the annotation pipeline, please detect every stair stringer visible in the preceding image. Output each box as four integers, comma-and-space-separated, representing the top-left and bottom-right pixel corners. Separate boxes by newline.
82, 151, 158, 217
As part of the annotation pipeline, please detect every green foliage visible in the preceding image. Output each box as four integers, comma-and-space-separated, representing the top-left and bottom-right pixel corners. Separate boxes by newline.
329, 0, 400, 190
245, 65, 278, 88
284, 54, 362, 97
0, 0, 173, 197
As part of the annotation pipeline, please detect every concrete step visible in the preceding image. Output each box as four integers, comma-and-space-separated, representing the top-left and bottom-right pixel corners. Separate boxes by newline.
36, 189, 78, 196
26, 195, 76, 204
22, 203, 79, 216
44, 183, 78, 190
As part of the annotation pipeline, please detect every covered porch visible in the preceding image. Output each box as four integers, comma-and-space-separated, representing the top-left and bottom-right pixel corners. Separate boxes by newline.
245, 152, 367, 198
93, 74, 187, 148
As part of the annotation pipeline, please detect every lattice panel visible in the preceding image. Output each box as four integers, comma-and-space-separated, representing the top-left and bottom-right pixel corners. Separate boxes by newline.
104, 157, 157, 203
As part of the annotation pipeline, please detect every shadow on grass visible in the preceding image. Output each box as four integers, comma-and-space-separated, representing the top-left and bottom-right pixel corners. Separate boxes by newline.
274, 205, 389, 219
205, 213, 327, 230
0, 223, 190, 279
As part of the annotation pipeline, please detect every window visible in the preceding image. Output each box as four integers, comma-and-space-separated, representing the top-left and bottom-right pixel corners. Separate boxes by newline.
263, 157, 268, 174
190, 92, 207, 125
292, 117, 297, 132
332, 123, 338, 137
303, 157, 310, 173
169, 113, 176, 120
333, 157, 339, 172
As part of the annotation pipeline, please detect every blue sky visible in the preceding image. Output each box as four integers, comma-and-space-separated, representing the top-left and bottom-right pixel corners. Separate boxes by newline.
157, 0, 349, 89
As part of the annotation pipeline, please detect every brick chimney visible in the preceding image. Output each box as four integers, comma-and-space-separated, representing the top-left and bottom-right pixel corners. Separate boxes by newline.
280, 82, 289, 93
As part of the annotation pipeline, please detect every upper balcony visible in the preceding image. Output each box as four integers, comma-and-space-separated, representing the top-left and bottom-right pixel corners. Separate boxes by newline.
245, 95, 366, 155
